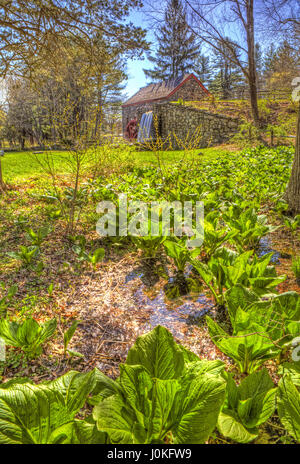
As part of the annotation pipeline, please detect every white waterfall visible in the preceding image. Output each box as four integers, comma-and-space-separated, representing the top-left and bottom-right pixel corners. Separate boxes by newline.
137, 112, 153, 143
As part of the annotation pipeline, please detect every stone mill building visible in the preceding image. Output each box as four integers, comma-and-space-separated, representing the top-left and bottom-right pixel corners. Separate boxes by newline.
122, 73, 239, 148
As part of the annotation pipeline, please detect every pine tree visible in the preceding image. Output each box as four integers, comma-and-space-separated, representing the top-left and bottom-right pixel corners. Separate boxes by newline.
194, 54, 211, 87
255, 43, 264, 92
144, 0, 199, 81
264, 41, 299, 94
209, 42, 244, 99
263, 44, 277, 75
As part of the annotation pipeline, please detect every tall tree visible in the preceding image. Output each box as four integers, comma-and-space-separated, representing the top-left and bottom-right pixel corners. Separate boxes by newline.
285, 99, 300, 213
265, 0, 300, 213
255, 43, 264, 92
263, 44, 277, 81
0, 1, 143, 147
183, 0, 263, 125
0, 1, 147, 76
260, 0, 300, 212
4, 35, 127, 147
209, 42, 244, 99
263, 41, 299, 95
144, 0, 199, 81
194, 54, 211, 87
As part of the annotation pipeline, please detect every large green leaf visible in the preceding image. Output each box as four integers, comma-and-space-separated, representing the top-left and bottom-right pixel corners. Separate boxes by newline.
278, 375, 300, 441
183, 359, 225, 378
93, 394, 145, 444
126, 325, 185, 379
88, 369, 122, 405
0, 382, 69, 443
178, 344, 201, 363
278, 362, 300, 388
237, 369, 276, 428
148, 378, 180, 442
57, 416, 107, 444
218, 369, 276, 443
0, 369, 98, 444
225, 284, 259, 321
119, 364, 152, 428
206, 316, 279, 373
172, 372, 226, 443
218, 411, 258, 444
46, 369, 97, 416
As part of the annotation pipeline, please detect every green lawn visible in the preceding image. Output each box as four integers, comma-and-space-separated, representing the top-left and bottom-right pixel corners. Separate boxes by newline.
1, 146, 235, 182
1, 150, 70, 182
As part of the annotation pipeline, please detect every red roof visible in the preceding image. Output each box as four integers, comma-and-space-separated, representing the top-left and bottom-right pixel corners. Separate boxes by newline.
122, 74, 210, 107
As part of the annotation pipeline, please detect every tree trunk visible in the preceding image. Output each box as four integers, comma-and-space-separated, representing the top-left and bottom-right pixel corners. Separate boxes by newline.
0, 159, 6, 192
285, 102, 300, 214
246, 0, 260, 126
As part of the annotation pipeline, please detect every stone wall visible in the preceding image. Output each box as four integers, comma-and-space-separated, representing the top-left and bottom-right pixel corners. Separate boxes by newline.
122, 80, 239, 147
122, 77, 209, 136
152, 102, 239, 148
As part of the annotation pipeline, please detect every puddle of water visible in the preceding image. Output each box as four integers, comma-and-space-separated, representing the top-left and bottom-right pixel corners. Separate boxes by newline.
124, 264, 215, 338
124, 237, 285, 339
257, 237, 281, 264
125, 270, 143, 283
133, 285, 214, 339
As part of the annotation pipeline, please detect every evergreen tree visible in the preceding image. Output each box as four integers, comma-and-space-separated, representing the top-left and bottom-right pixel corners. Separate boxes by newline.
263, 44, 277, 78
255, 43, 264, 91
264, 41, 299, 94
194, 54, 211, 87
208, 42, 244, 99
144, 0, 199, 81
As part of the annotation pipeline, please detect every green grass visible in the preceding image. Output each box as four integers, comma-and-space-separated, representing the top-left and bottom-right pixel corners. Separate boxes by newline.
1, 146, 235, 182
1, 150, 70, 182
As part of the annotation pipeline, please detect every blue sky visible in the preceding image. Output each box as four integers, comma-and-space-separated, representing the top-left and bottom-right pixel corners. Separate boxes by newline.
124, 10, 154, 99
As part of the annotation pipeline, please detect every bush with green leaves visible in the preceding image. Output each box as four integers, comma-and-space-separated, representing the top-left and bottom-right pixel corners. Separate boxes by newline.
71, 235, 105, 268
282, 214, 300, 236
206, 315, 280, 374
92, 325, 226, 444
7, 245, 40, 267
13, 214, 29, 230
131, 234, 166, 259
224, 207, 278, 251
206, 288, 300, 374
277, 373, 300, 442
25, 225, 51, 247
190, 248, 286, 306
0, 370, 104, 444
226, 288, 300, 357
0, 317, 57, 358
0, 284, 17, 318
218, 369, 276, 443
164, 238, 200, 273
203, 211, 237, 259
